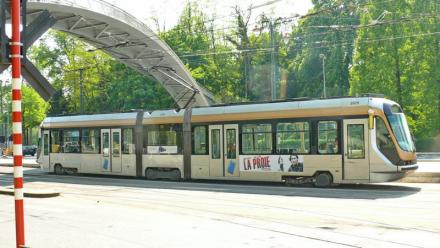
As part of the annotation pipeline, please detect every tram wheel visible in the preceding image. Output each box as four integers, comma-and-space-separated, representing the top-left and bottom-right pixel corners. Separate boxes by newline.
54, 164, 65, 175
145, 168, 156, 180
314, 172, 333, 188
172, 169, 181, 181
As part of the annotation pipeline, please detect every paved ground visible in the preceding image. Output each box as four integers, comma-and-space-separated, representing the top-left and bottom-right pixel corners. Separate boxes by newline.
0, 155, 38, 167
0, 167, 440, 248
416, 161, 440, 172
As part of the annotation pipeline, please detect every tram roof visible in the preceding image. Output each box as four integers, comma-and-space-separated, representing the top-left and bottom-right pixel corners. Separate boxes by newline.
42, 97, 396, 128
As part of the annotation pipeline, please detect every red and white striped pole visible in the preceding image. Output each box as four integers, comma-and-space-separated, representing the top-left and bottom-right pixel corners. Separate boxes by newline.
10, 0, 26, 247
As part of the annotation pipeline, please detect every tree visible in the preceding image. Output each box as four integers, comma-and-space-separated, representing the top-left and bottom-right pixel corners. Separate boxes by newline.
285, 0, 362, 98
22, 86, 49, 144
162, 2, 242, 103
350, 0, 440, 140
29, 30, 174, 114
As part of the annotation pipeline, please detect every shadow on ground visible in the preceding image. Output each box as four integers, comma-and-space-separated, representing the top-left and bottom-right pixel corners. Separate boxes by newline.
0, 168, 422, 200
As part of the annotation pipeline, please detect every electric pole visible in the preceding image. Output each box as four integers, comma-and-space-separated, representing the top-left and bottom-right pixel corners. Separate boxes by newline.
79, 68, 84, 114
269, 19, 276, 100
320, 54, 327, 98
260, 15, 279, 101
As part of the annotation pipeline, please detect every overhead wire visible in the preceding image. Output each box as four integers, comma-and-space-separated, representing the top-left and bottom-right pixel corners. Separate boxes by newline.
44, 0, 440, 66
176, 13, 440, 59
70, 0, 428, 45
180, 30, 440, 65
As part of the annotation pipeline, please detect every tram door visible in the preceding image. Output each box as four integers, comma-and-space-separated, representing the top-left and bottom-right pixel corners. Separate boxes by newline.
101, 129, 122, 173
41, 130, 50, 170
224, 124, 239, 177
343, 119, 369, 180
209, 125, 223, 177
111, 129, 122, 172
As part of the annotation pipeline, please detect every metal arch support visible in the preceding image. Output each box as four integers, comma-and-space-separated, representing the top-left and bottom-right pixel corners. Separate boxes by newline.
0, 0, 56, 100
0, 0, 9, 66
21, 7, 57, 100
23, 10, 57, 49
151, 66, 202, 109
151, 66, 196, 91
22, 58, 55, 100
1, 0, 216, 107
23, 0, 216, 108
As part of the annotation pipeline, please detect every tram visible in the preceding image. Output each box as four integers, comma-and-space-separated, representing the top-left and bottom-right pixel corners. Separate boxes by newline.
37, 97, 418, 187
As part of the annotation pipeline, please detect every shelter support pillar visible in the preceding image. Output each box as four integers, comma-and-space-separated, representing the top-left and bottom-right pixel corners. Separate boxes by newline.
135, 110, 144, 177
183, 106, 192, 180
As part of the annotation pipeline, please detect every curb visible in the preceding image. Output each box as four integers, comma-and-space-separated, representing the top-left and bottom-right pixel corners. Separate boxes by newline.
399, 172, 440, 183
0, 187, 60, 198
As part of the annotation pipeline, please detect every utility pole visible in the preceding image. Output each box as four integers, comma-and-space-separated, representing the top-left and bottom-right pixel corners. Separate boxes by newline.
66, 67, 88, 114
320, 54, 327, 98
269, 19, 276, 100
79, 68, 84, 114
260, 15, 279, 101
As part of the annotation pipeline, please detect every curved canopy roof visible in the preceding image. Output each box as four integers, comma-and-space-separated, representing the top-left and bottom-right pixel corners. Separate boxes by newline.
24, 0, 215, 108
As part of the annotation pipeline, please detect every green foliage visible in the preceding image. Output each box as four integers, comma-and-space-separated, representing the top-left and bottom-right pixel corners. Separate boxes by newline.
285, 0, 362, 98
161, 2, 242, 103
23, 0, 438, 147
350, 0, 440, 139
29, 30, 174, 116
22, 86, 49, 129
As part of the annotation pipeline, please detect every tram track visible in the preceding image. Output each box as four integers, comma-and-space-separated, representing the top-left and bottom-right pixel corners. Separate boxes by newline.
54, 183, 438, 248
2, 172, 439, 247
66, 191, 429, 248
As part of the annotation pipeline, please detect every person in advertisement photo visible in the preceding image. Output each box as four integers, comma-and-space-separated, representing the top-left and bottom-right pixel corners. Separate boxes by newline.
278, 156, 284, 172
288, 155, 304, 172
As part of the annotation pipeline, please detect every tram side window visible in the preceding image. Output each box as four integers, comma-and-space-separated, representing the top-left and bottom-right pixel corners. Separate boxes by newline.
50, 130, 62, 153
43, 133, 49, 155
276, 122, 310, 154
144, 124, 182, 154
211, 129, 221, 159
122, 128, 134, 154
81, 129, 100, 154
63, 130, 80, 153
193, 126, 208, 155
376, 117, 400, 164
318, 121, 339, 154
241, 123, 272, 154
347, 124, 365, 159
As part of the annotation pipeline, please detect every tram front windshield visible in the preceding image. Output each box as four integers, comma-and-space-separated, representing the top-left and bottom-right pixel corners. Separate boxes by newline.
385, 104, 415, 152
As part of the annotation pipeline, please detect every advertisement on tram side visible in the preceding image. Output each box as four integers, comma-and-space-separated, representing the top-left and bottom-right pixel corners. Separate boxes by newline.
147, 146, 178, 154
240, 155, 304, 172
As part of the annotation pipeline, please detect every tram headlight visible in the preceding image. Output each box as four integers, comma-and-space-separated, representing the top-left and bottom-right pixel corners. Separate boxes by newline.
368, 109, 375, 130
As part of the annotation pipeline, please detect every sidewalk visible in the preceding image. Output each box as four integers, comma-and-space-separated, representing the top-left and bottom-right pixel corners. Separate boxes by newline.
400, 161, 440, 183
0, 156, 40, 168
0, 187, 60, 198
0, 166, 60, 198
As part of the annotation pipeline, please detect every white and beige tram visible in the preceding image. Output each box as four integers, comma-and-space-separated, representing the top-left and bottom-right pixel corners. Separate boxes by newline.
37, 97, 418, 187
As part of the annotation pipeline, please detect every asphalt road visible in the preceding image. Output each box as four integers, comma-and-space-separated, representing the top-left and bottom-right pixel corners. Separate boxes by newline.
0, 169, 439, 248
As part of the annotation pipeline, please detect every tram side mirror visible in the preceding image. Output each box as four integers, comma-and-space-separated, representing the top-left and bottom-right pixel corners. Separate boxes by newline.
368, 109, 375, 130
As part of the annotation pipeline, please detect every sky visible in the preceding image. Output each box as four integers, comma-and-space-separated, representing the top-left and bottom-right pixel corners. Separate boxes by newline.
2, 0, 314, 81
108, 0, 314, 31
5, 0, 314, 38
